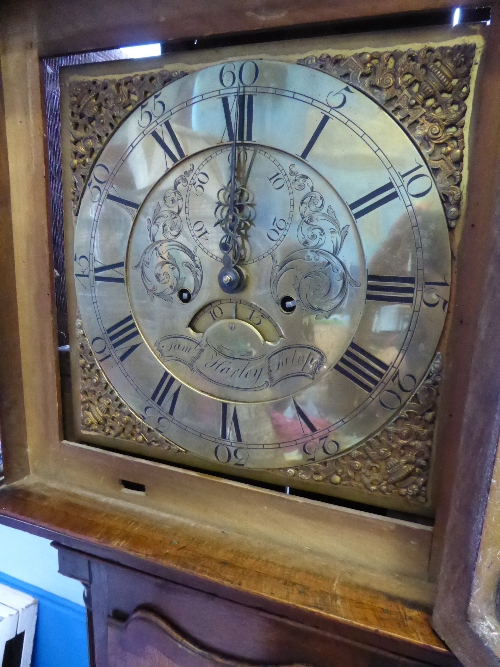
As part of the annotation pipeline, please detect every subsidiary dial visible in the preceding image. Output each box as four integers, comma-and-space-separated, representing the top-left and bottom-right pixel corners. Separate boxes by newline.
185, 145, 294, 264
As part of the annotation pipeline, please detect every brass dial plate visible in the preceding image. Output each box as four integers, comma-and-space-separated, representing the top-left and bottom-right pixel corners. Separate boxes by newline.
74, 59, 450, 471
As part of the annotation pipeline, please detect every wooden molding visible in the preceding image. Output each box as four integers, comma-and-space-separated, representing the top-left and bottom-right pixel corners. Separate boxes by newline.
432, 3, 500, 666
0, 480, 455, 664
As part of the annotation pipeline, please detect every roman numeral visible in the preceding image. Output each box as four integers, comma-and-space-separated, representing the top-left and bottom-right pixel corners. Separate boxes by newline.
334, 342, 389, 393
151, 120, 185, 166
221, 403, 242, 442
367, 275, 415, 304
349, 181, 399, 220
94, 261, 125, 283
151, 370, 181, 416
106, 314, 141, 362
293, 399, 317, 434
106, 193, 140, 213
222, 94, 254, 142
300, 114, 330, 160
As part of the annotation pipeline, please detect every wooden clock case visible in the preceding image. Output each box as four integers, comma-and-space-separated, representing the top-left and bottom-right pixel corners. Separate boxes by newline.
1, 1, 500, 666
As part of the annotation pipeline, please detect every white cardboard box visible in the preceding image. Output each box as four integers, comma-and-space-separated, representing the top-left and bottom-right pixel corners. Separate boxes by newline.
0, 583, 37, 667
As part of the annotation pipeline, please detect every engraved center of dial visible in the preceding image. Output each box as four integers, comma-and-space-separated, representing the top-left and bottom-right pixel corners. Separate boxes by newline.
185, 145, 294, 264
126, 145, 367, 404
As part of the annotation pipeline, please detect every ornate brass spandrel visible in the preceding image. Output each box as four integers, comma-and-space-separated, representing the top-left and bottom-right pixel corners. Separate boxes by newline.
299, 44, 475, 228
280, 353, 442, 504
77, 320, 184, 453
69, 68, 187, 210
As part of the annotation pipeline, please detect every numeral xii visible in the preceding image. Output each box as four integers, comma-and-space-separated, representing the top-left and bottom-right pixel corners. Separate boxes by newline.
222, 94, 254, 142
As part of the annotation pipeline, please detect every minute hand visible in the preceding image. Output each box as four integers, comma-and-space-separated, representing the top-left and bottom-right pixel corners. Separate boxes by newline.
218, 87, 245, 293
227, 87, 239, 233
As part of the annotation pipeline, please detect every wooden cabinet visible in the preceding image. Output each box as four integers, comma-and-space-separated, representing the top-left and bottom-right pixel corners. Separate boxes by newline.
2, 2, 500, 667
56, 544, 458, 667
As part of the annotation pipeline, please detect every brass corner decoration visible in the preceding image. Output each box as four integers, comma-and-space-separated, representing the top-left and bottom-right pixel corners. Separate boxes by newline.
279, 353, 442, 504
69, 68, 186, 210
77, 321, 184, 453
299, 44, 475, 227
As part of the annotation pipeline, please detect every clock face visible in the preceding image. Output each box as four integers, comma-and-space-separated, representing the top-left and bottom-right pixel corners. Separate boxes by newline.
74, 59, 450, 470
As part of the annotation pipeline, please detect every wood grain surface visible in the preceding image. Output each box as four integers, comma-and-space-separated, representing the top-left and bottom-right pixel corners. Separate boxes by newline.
0, 479, 457, 665
0, 0, 487, 58
431, 2, 500, 666
107, 608, 308, 667
0, 59, 29, 482
1, 0, 499, 664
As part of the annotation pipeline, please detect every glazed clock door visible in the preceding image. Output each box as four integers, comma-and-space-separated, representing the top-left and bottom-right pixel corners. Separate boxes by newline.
72, 58, 449, 488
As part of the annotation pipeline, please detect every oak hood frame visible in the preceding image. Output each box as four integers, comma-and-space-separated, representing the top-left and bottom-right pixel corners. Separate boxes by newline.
1, 2, 500, 666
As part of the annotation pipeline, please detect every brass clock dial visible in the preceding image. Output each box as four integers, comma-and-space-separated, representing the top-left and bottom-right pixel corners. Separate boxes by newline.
74, 59, 450, 471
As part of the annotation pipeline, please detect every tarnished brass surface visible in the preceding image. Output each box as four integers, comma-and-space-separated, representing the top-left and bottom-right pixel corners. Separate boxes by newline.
78, 314, 440, 505
63, 37, 478, 510
77, 319, 183, 453
300, 44, 475, 227
278, 353, 442, 504
69, 68, 187, 210
69, 45, 475, 227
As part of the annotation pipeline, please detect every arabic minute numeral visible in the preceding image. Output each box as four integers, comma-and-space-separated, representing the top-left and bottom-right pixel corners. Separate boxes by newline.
326, 85, 354, 110
192, 220, 209, 240
91, 335, 112, 363
219, 61, 259, 88
267, 217, 287, 242
138, 102, 153, 129
378, 368, 417, 411
349, 181, 399, 220
303, 435, 340, 462
214, 444, 248, 466
423, 280, 450, 311
194, 171, 210, 196
74, 254, 90, 284
89, 322, 141, 364
400, 163, 433, 198
86, 163, 110, 202
142, 410, 168, 435
268, 173, 285, 190
137, 93, 166, 129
